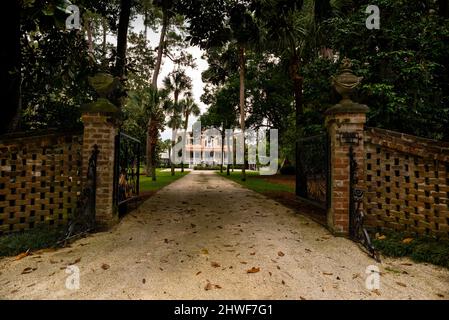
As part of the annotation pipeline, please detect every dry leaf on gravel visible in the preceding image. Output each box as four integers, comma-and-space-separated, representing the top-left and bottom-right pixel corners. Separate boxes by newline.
396, 282, 407, 287
15, 250, 30, 261
211, 262, 221, 268
278, 251, 285, 257
247, 267, 260, 273
69, 258, 81, 265
21, 267, 37, 275
323, 272, 333, 276
196, 271, 202, 276
101, 264, 110, 270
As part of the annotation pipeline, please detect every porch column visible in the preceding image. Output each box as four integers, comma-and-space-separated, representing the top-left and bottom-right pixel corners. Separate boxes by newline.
325, 59, 369, 236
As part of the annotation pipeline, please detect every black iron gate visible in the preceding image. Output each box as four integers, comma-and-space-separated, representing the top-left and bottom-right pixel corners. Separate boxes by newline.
297, 133, 331, 210
114, 132, 141, 214
349, 146, 380, 262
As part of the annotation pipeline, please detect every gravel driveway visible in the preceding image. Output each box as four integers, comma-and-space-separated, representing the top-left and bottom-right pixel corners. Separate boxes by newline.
0, 171, 448, 300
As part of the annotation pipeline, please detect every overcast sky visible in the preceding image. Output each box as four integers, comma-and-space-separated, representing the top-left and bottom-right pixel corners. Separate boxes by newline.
131, 17, 209, 140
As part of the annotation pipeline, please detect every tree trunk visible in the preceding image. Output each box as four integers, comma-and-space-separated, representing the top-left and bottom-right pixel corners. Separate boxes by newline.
238, 45, 246, 181
171, 127, 176, 176
152, 12, 169, 88
290, 54, 307, 198
220, 129, 225, 173
102, 17, 107, 60
85, 17, 95, 61
0, 0, 21, 134
438, 0, 449, 17
146, 11, 169, 182
146, 118, 152, 177
115, 0, 132, 78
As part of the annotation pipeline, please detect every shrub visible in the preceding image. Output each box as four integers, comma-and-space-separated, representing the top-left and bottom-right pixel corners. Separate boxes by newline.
280, 165, 296, 175
372, 231, 449, 269
0, 225, 65, 257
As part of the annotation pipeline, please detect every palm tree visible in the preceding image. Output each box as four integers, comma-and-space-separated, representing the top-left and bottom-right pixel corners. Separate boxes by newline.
163, 69, 193, 107
163, 70, 192, 175
229, 4, 260, 181
164, 99, 182, 176
255, 0, 332, 197
179, 95, 201, 172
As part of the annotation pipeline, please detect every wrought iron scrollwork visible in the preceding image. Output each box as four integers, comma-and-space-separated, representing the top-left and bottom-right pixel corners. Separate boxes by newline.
297, 133, 330, 209
62, 145, 99, 243
114, 132, 141, 214
349, 146, 380, 262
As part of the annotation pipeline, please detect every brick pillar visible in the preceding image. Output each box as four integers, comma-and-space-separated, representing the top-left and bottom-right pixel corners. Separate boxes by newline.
81, 103, 120, 229
325, 58, 369, 236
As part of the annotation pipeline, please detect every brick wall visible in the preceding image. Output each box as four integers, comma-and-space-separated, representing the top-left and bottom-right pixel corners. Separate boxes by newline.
0, 131, 83, 235
364, 127, 449, 238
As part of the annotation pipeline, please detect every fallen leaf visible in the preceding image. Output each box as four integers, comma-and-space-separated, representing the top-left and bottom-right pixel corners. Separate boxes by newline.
15, 250, 30, 261
196, 271, 202, 276
21, 267, 37, 275
250, 252, 256, 256
323, 272, 333, 276
240, 261, 248, 264
247, 267, 260, 273
101, 263, 110, 270
402, 238, 414, 244
211, 262, 221, 268
372, 289, 381, 296
205, 282, 213, 291
214, 284, 222, 289
69, 258, 81, 265
396, 281, 407, 287
305, 248, 312, 253
436, 293, 445, 298
278, 251, 285, 257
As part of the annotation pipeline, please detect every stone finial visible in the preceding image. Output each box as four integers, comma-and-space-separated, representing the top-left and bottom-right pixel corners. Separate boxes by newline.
326, 58, 369, 115
331, 58, 363, 104
81, 73, 121, 115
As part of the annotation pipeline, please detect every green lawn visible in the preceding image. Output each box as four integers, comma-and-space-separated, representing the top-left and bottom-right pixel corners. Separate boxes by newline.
217, 171, 294, 193
140, 169, 190, 192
